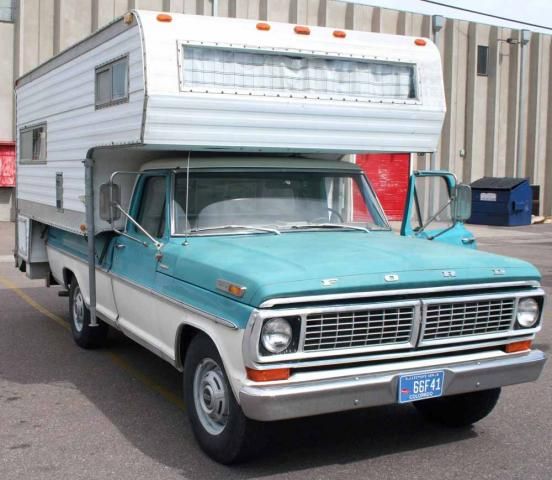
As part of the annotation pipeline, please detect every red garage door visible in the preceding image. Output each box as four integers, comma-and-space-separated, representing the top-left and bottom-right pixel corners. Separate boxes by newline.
356, 153, 410, 221
0, 142, 16, 187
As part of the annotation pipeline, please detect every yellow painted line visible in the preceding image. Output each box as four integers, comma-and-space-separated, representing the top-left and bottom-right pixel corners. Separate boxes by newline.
108, 353, 185, 410
0, 277, 70, 331
0, 276, 185, 411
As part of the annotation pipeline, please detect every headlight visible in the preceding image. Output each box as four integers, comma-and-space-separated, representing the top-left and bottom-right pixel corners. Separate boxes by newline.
517, 298, 540, 328
261, 318, 292, 354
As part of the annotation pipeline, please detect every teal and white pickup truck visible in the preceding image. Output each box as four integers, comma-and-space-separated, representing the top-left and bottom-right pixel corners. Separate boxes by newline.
14, 11, 546, 463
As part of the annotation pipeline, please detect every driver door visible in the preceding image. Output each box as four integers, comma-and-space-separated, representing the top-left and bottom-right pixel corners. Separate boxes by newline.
400, 171, 476, 248
110, 173, 170, 346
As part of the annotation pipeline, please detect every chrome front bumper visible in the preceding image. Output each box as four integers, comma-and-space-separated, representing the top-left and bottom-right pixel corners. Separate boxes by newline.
239, 350, 547, 421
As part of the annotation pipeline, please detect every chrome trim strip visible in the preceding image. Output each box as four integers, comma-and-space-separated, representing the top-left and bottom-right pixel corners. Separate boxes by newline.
244, 299, 422, 366
418, 289, 544, 347
246, 335, 536, 370
244, 288, 545, 367
259, 281, 541, 308
47, 243, 110, 274
239, 350, 547, 421
109, 271, 238, 330
46, 243, 237, 330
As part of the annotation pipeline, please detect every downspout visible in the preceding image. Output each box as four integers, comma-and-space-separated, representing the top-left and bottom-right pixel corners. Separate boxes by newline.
84, 151, 98, 327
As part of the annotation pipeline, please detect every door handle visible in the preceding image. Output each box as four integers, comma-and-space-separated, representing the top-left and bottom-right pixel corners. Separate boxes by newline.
115, 243, 126, 250
461, 237, 475, 244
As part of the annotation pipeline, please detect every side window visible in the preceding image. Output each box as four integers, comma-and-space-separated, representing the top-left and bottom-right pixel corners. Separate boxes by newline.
19, 124, 47, 164
410, 176, 453, 232
136, 176, 167, 238
95, 56, 129, 108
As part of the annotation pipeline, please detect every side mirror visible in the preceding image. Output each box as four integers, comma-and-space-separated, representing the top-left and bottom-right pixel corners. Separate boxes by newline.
452, 184, 472, 222
99, 182, 121, 223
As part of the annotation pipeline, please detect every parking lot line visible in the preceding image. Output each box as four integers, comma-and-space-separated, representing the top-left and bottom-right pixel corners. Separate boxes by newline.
0, 275, 186, 412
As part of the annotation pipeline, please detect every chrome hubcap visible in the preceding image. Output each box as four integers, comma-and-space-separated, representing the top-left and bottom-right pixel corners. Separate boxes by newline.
72, 287, 85, 332
193, 358, 228, 435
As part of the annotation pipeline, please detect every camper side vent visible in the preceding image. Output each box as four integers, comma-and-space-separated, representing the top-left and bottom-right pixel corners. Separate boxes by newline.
180, 45, 418, 102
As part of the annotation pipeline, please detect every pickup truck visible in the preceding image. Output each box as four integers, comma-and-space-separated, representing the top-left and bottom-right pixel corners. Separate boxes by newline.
14, 10, 547, 464
44, 155, 546, 463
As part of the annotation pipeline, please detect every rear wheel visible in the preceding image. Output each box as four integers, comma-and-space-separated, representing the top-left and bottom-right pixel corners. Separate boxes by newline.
69, 280, 108, 349
414, 388, 501, 427
183, 334, 265, 464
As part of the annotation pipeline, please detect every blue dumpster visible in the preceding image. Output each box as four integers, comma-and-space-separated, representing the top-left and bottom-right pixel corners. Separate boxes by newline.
468, 177, 532, 226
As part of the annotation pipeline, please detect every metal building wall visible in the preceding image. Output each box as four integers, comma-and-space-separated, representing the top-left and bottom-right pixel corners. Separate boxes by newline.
10, 0, 552, 215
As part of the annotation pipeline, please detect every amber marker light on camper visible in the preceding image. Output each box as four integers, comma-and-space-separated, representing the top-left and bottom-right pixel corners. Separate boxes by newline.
504, 340, 532, 353
415, 38, 427, 46
256, 22, 271, 31
333, 30, 346, 38
246, 367, 290, 382
294, 25, 311, 35
156, 13, 173, 22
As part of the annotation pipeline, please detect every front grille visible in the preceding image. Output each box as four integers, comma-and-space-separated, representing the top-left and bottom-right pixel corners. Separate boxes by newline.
422, 298, 515, 341
303, 306, 415, 352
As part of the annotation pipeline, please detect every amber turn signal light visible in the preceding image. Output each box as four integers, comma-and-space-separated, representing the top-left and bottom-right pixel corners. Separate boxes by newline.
246, 367, 290, 382
504, 340, 532, 353
156, 13, 172, 22
294, 25, 311, 35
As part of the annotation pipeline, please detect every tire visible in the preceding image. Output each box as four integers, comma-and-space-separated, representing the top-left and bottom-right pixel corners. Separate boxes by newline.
414, 388, 501, 427
183, 334, 266, 464
69, 280, 109, 349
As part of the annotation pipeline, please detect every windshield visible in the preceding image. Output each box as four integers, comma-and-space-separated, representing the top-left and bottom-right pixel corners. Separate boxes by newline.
173, 170, 389, 235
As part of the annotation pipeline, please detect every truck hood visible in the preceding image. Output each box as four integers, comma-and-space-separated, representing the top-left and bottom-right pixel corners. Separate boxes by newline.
164, 231, 540, 307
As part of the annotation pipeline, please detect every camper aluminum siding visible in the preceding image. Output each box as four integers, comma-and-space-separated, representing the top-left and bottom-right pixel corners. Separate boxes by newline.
139, 11, 445, 152
15, 10, 446, 234
15, 17, 144, 233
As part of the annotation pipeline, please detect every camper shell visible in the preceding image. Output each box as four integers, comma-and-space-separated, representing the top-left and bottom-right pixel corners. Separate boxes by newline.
16, 10, 445, 235
13, 10, 546, 465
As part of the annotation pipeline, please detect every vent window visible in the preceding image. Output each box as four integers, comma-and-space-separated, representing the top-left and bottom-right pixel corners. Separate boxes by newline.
477, 45, 489, 76
95, 56, 129, 108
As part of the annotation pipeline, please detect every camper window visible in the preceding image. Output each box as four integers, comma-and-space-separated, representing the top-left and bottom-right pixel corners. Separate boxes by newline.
95, 56, 129, 108
19, 124, 46, 164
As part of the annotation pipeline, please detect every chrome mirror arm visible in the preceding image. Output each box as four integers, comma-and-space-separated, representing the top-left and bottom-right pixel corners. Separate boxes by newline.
114, 203, 163, 250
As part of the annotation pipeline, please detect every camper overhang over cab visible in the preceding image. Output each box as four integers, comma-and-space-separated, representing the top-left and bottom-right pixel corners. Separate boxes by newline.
15, 10, 445, 235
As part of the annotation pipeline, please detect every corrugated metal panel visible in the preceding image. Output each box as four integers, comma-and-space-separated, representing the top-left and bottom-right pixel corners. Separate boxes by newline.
357, 153, 410, 221
0, 142, 15, 187
139, 11, 445, 153
16, 24, 144, 229
144, 94, 443, 152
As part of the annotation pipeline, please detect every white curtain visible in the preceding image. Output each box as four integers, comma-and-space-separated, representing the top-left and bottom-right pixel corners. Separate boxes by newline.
182, 46, 416, 100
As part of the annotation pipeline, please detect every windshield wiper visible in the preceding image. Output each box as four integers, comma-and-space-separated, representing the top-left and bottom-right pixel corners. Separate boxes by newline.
291, 223, 370, 233
190, 225, 281, 235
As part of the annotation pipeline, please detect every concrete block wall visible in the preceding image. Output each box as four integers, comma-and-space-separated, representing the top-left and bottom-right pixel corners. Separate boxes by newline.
6, 0, 552, 215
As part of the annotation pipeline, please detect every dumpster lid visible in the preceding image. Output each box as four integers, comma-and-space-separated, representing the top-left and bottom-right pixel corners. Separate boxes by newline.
471, 177, 528, 190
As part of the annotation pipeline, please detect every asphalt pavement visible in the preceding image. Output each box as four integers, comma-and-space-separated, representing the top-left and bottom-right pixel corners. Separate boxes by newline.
0, 221, 551, 480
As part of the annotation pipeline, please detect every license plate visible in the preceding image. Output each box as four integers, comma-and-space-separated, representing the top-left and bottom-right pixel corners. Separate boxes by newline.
398, 370, 445, 403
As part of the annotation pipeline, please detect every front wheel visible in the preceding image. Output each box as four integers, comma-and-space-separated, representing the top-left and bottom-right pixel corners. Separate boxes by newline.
414, 388, 501, 427
69, 280, 108, 349
183, 334, 265, 464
